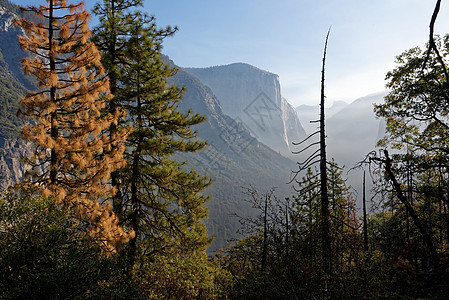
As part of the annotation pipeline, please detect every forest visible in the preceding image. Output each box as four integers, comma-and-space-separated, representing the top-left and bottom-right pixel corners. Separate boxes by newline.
1, 0, 449, 299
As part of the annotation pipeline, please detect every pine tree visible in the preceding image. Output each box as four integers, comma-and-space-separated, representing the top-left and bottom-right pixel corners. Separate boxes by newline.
121, 12, 210, 264
92, 0, 142, 219
93, 1, 214, 296
14, 0, 132, 251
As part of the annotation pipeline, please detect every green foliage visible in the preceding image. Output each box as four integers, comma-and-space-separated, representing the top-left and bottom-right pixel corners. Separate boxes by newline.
375, 35, 449, 156
0, 190, 135, 299
360, 210, 449, 299
368, 33, 449, 298
219, 167, 361, 299
93, 0, 215, 297
0, 49, 25, 139
374, 33, 449, 265
134, 251, 230, 300
217, 167, 449, 298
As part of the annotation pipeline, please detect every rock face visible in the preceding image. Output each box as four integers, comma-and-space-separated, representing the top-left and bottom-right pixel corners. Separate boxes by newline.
0, 1, 32, 189
0, 6, 16, 31
0, 137, 31, 190
184, 63, 307, 157
0, 2, 34, 90
169, 64, 296, 252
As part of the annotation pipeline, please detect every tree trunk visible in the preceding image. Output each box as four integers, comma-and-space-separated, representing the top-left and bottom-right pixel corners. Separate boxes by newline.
363, 171, 368, 253
261, 194, 268, 273
320, 29, 331, 280
383, 150, 439, 270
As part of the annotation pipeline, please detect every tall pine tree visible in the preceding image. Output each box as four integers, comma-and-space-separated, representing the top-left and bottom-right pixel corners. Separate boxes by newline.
15, 0, 132, 251
92, 0, 141, 218
121, 14, 211, 264
93, 1, 214, 297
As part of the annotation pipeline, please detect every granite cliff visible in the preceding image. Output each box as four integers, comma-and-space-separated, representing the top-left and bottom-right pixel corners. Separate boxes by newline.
169, 64, 296, 251
184, 63, 307, 158
0, 1, 31, 189
0, 137, 31, 190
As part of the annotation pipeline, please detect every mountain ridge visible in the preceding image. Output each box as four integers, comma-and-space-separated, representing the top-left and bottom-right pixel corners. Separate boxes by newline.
169, 63, 296, 251
184, 63, 307, 158
0, 0, 388, 252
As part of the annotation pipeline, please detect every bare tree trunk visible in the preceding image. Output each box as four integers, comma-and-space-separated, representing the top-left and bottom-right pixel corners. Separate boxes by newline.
320, 29, 331, 281
363, 171, 368, 253
49, 0, 58, 185
261, 194, 268, 273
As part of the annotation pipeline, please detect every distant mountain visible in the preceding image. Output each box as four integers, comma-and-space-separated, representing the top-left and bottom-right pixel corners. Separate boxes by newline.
326, 92, 386, 167
294, 93, 386, 208
325, 93, 386, 206
169, 65, 296, 252
0, 0, 389, 252
184, 63, 307, 158
295, 93, 385, 166
0, 1, 34, 189
296, 100, 348, 135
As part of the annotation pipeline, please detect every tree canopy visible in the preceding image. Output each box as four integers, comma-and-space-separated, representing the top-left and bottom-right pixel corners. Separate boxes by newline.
15, 0, 132, 251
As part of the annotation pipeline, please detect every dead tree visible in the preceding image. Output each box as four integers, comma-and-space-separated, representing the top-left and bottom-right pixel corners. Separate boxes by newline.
363, 171, 368, 254
291, 27, 332, 283
320, 29, 332, 278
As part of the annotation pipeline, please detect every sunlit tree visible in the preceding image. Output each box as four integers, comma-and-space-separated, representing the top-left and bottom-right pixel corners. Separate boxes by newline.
14, 0, 132, 251
93, 1, 215, 297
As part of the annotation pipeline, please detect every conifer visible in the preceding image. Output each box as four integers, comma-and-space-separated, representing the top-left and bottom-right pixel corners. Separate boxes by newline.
93, 1, 213, 294
92, 0, 141, 217
14, 0, 133, 251
120, 13, 211, 264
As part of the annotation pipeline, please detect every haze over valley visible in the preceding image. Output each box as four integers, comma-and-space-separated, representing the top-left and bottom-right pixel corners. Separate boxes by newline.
2, 1, 449, 298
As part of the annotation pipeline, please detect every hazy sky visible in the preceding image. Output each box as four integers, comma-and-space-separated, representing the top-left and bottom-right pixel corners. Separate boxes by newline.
11, 0, 449, 107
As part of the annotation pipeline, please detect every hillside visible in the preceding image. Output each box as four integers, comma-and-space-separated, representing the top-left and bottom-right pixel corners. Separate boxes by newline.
0, 3, 297, 251
170, 66, 296, 251
184, 63, 307, 158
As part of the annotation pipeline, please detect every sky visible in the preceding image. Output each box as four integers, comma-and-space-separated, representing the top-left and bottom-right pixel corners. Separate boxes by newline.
10, 0, 449, 107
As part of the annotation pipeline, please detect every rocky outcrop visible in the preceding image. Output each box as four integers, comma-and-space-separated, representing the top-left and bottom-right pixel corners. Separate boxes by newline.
184, 63, 307, 157
170, 64, 296, 252
0, 137, 30, 190
0, 1, 34, 90
0, 2, 32, 190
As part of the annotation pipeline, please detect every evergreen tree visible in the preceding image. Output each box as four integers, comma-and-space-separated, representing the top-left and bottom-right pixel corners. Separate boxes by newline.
93, 1, 214, 297
373, 35, 449, 270
92, 0, 142, 216
119, 14, 210, 264
14, 0, 132, 251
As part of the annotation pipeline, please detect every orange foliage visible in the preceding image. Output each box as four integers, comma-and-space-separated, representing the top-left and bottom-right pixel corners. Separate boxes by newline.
15, 0, 133, 252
